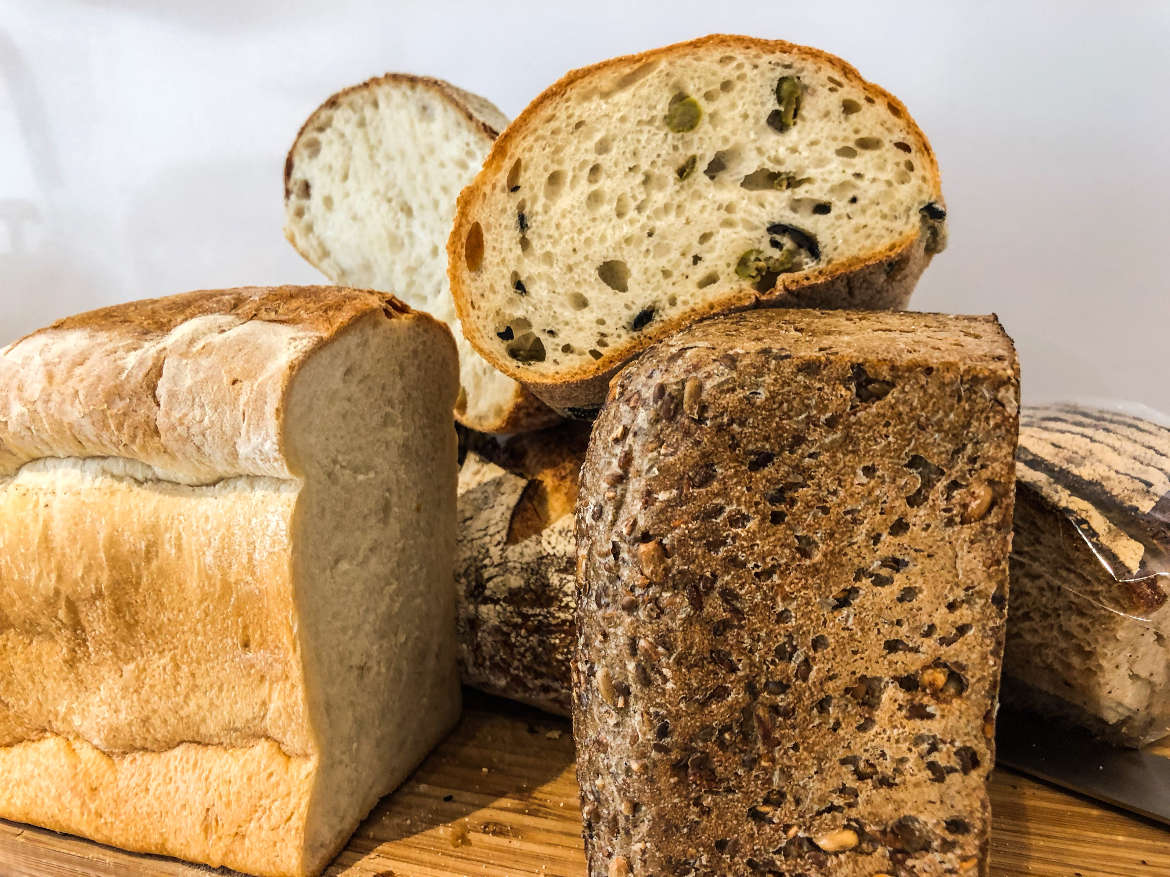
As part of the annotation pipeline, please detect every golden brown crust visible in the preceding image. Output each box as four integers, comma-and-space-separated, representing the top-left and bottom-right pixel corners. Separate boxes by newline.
0, 736, 321, 877
448, 34, 944, 407
521, 236, 928, 415
0, 286, 451, 481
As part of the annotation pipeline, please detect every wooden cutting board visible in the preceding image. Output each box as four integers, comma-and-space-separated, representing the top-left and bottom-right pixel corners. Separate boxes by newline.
2, 694, 1168, 877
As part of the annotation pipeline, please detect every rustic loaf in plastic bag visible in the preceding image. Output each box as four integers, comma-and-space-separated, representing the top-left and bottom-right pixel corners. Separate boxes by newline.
1002, 403, 1170, 747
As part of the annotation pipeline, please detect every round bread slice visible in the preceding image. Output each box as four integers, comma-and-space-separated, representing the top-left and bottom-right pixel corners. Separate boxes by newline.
448, 35, 948, 416
285, 73, 560, 433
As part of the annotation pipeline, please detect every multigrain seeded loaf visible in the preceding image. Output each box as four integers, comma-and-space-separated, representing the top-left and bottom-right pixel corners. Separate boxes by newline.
456, 423, 590, 715
574, 309, 1018, 877
0, 287, 462, 877
1002, 404, 1170, 747
449, 34, 947, 416
285, 73, 559, 433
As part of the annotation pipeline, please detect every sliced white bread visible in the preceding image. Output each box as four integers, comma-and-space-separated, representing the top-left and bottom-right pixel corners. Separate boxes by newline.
285, 74, 559, 433
448, 35, 947, 415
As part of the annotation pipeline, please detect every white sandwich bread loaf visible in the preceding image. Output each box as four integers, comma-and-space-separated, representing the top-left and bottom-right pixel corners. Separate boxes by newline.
285, 73, 559, 433
0, 287, 462, 877
449, 34, 947, 415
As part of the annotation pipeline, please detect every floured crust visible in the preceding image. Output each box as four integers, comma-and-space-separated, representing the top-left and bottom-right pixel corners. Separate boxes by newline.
448, 34, 944, 411
456, 423, 589, 714
0, 286, 450, 481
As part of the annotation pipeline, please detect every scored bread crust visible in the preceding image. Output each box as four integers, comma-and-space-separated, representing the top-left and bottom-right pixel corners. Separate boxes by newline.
0, 285, 452, 480
449, 34, 945, 414
283, 74, 560, 434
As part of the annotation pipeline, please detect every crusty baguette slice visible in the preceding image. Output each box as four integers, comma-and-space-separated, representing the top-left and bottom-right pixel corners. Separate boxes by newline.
285, 73, 560, 433
449, 35, 947, 415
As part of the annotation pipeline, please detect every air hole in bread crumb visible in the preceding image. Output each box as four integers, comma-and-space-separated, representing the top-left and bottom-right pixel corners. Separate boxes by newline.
507, 159, 522, 192
595, 136, 613, 155
301, 137, 321, 158
464, 223, 484, 272
893, 141, 912, 154
615, 194, 631, 219
588, 349, 602, 360
598, 260, 630, 292
588, 163, 603, 184
293, 179, 310, 199
586, 189, 605, 211
545, 170, 565, 199
568, 292, 590, 310
855, 137, 882, 150
698, 231, 714, 245
321, 195, 333, 211
835, 146, 858, 159
697, 272, 719, 288
720, 79, 734, 92
841, 99, 861, 115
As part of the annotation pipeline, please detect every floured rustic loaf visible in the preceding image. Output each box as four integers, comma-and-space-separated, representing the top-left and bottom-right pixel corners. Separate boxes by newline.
285, 73, 558, 433
0, 287, 462, 877
1003, 404, 1170, 747
575, 309, 1018, 876
449, 34, 947, 416
457, 423, 589, 715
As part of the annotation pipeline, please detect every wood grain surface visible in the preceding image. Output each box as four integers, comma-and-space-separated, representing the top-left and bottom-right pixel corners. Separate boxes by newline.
1, 693, 1168, 877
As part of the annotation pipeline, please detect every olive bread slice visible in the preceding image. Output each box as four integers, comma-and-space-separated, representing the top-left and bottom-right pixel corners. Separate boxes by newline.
285, 73, 559, 433
449, 35, 947, 415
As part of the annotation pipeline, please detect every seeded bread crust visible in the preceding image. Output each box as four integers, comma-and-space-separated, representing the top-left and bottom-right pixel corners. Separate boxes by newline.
1003, 404, 1170, 747
456, 423, 590, 715
574, 309, 1018, 877
449, 34, 946, 415
284, 74, 560, 434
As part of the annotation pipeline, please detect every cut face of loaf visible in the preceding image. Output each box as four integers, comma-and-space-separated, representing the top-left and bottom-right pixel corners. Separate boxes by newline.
1003, 404, 1170, 747
450, 34, 947, 414
0, 288, 461, 877
285, 74, 559, 433
456, 423, 589, 715
575, 310, 1018, 877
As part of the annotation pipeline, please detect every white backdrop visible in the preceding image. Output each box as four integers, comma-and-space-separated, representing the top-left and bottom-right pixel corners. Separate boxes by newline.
2, 1, 1167, 410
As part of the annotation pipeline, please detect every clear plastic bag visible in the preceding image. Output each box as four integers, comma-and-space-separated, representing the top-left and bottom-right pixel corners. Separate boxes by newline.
1005, 401, 1170, 746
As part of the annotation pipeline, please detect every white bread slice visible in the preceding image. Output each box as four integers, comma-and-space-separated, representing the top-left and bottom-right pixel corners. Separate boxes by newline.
284, 74, 559, 433
448, 35, 947, 415
0, 287, 462, 877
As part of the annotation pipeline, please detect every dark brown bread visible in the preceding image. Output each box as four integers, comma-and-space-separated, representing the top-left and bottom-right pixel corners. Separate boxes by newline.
574, 309, 1018, 876
457, 423, 590, 714
1003, 404, 1170, 747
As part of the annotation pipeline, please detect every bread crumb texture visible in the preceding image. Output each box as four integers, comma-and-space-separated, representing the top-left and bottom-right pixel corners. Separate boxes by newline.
0, 287, 462, 877
574, 309, 1018, 877
452, 35, 946, 398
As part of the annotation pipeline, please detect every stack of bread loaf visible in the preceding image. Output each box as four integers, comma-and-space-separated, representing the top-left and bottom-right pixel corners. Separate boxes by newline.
0, 32, 1157, 877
